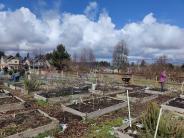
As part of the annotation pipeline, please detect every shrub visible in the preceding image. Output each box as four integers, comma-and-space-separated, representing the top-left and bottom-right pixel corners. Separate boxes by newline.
24, 79, 41, 93
141, 102, 184, 138
141, 102, 159, 134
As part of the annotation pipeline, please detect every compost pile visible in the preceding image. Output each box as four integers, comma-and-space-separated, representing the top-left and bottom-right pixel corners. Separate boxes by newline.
39, 86, 89, 98
69, 97, 123, 113
0, 97, 20, 105
168, 98, 184, 108
0, 110, 51, 137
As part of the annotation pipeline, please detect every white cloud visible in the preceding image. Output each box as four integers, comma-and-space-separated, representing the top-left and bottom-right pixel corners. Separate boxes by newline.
122, 13, 184, 59
84, 1, 98, 20
0, 3, 5, 10
0, 2, 184, 61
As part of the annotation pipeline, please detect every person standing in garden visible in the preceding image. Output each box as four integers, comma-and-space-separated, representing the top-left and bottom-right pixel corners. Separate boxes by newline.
159, 70, 167, 92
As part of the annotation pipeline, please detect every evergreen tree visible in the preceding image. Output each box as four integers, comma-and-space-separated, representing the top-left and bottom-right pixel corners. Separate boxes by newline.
50, 44, 70, 70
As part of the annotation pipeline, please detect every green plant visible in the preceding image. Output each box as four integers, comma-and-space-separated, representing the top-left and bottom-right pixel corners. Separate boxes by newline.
141, 102, 184, 138
23, 79, 41, 93
36, 99, 48, 107
87, 117, 123, 138
141, 102, 159, 134
34, 131, 49, 138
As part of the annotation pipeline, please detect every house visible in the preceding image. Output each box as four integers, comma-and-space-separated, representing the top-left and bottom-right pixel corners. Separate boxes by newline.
0, 56, 21, 70
22, 58, 32, 70
31, 55, 51, 69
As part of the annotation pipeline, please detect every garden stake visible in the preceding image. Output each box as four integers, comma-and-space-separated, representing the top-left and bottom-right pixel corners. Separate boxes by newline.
181, 82, 184, 95
154, 107, 162, 138
127, 90, 132, 127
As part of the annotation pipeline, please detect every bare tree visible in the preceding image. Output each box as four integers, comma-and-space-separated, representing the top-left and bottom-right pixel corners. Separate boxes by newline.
112, 40, 128, 72
80, 48, 87, 63
79, 48, 96, 63
156, 55, 168, 65
88, 48, 96, 62
31, 48, 40, 58
73, 52, 78, 63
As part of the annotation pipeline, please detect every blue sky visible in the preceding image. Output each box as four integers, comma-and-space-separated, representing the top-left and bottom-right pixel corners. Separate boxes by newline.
0, 0, 184, 27
0, 0, 184, 62
1, 0, 184, 27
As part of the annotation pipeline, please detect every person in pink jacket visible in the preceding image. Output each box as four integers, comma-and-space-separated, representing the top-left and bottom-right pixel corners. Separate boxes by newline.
159, 70, 167, 92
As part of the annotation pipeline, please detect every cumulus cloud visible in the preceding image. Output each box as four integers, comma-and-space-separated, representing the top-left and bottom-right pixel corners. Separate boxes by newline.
84, 1, 98, 20
0, 2, 184, 61
123, 13, 184, 59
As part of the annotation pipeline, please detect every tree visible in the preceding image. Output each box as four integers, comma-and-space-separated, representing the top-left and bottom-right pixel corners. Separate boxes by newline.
0, 50, 4, 58
31, 48, 40, 58
181, 64, 184, 70
15, 52, 20, 58
73, 52, 78, 63
112, 40, 128, 72
131, 62, 135, 67
46, 53, 52, 60
88, 48, 96, 62
79, 48, 96, 63
97, 61, 110, 67
26, 53, 30, 59
50, 44, 70, 70
156, 55, 167, 65
140, 59, 146, 67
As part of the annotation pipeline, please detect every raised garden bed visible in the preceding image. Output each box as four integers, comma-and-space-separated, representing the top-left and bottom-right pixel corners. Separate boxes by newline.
161, 96, 184, 114
0, 89, 10, 98
62, 96, 127, 119
114, 117, 141, 138
5, 82, 25, 93
110, 91, 157, 104
95, 84, 123, 92
34, 86, 91, 103
0, 97, 20, 105
0, 109, 59, 138
0, 96, 25, 112
54, 112, 83, 124
145, 87, 170, 95
125, 85, 145, 91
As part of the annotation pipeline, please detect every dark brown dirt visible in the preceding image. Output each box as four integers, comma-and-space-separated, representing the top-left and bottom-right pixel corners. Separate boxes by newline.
0, 110, 51, 137
168, 98, 184, 108
125, 85, 145, 90
149, 88, 167, 92
129, 92, 152, 98
0, 97, 20, 105
151, 95, 173, 105
96, 85, 121, 92
68, 97, 124, 113
39, 86, 89, 98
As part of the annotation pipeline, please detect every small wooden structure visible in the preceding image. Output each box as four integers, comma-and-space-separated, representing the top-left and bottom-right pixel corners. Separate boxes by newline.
122, 73, 132, 85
